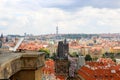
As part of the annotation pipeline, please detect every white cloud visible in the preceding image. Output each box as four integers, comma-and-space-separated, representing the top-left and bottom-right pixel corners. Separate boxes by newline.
0, 21, 8, 26
0, 0, 120, 35
37, 0, 74, 6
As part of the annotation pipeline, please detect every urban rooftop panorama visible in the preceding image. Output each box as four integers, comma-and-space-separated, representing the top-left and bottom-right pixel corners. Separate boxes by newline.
0, 33, 120, 80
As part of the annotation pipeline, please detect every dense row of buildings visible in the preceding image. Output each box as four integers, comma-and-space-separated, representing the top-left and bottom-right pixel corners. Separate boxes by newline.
0, 33, 120, 80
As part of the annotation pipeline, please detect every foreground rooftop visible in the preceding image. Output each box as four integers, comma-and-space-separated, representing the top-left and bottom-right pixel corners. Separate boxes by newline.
78, 59, 120, 80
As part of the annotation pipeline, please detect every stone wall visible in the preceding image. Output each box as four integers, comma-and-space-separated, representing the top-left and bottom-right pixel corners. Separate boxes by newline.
0, 52, 45, 80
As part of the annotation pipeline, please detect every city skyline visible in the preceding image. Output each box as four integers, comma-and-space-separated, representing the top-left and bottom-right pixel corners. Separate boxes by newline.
0, 0, 120, 35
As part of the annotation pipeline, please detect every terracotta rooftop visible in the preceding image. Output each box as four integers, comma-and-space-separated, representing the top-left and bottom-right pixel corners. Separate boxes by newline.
78, 59, 120, 80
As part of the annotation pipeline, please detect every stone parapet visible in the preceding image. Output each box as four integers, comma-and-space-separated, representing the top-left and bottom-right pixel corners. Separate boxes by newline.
0, 52, 45, 79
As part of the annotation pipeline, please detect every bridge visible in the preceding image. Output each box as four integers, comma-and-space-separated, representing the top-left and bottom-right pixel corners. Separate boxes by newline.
0, 51, 45, 80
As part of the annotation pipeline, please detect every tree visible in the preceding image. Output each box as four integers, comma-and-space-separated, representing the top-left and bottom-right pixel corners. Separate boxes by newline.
39, 48, 50, 59
85, 54, 92, 61
102, 52, 116, 62
102, 54, 106, 58
50, 52, 57, 60
70, 52, 78, 57
93, 57, 98, 61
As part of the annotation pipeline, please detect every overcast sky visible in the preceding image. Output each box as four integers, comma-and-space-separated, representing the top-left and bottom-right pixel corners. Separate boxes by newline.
0, 0, 120, 35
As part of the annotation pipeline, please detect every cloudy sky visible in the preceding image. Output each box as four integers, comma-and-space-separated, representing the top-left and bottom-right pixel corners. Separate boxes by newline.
0, 0, 120, 35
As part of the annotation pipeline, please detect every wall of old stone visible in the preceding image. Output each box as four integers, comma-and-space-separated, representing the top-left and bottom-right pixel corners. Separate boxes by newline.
10, 68, 43, 80
35, 68, 43, 80
10, 70, 35, 80
0, 52, 45, 80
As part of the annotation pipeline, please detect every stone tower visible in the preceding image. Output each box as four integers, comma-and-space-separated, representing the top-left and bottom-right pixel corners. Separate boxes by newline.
55, 39, 69, 76
57, 39, 69, 59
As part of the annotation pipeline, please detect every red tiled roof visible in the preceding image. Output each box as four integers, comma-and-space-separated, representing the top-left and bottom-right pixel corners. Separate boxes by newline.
78, 60, 120, 80
56, 75, 65, 80
18, 42, 44, 51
